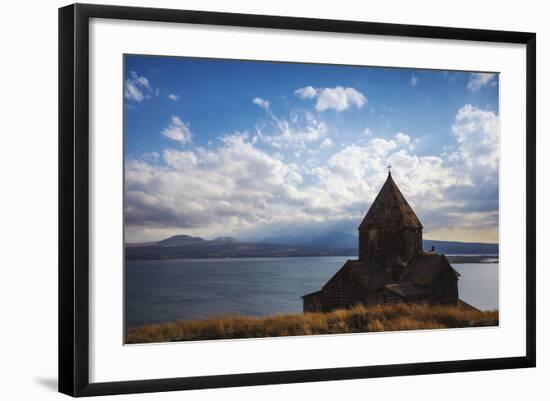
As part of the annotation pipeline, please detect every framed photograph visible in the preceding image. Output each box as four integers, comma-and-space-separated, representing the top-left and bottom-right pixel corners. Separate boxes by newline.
59, 3, 536, 397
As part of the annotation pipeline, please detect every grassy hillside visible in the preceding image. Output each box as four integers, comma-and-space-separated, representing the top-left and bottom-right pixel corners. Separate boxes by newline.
125, 303, 499, 344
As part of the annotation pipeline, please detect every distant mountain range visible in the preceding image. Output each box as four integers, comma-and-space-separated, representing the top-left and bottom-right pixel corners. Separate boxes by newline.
125, 233, 498, 260
125, 234, 355, 260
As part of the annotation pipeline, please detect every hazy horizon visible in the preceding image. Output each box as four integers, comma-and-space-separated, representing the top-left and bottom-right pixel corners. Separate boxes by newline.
124, 231, 499, 246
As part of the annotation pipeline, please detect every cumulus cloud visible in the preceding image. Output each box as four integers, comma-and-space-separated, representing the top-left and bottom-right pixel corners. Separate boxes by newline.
450, 104, 499, 184
126, 131, 429, 240
253, 97, 270, 109
319, 138, 334, 149
125, 133, 308, 239
395, 132, 410, 145
167, 93, 180, 101
308, 120, 498, 242
305, 134, 458, 227
467, 73, 497, 92
294, 86, 317, 99
161, 115, 193, 145
294, 86, 367, 112
126, 103, 499, 243
124, 71, 153, 102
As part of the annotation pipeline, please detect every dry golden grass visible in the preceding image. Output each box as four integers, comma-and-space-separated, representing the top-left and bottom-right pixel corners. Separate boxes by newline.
125, 303, 499, 344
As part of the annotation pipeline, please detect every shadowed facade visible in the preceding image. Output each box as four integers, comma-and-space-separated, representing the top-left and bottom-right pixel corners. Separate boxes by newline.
302, 171, 461, 313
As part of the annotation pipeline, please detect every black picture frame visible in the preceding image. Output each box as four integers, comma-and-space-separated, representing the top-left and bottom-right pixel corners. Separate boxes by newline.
59, 3, 536, 397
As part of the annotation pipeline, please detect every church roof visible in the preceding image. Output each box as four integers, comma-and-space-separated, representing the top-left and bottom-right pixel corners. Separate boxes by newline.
400, 253, 460, 286
322, 259, 393, 292
384, 282, 430, 298
359, 172, 423, 230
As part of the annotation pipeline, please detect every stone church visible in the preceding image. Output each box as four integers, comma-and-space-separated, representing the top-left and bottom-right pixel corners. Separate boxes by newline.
302, 170, 461, 313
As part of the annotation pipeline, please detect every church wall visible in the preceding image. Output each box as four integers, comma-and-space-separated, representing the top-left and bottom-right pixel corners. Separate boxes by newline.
326, 280, 386, 311
359, 227, 422, 266
303, 292, 323, 313
430, 268, 459, 305
402, 228, 422, 259
305, 286, 436, 313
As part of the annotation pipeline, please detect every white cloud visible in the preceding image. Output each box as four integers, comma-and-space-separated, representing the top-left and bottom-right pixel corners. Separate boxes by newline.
395, 132, 410, 145
467, 73, 497, 92
319, 138, 334, 149
162, 149, 198, 169
126, 103, 499, 243
451, 104, 499, 175
131, 71, 150, 89
294, 86, 317, 99
294, 86, 367, 112
256, 109, 328, 150
124, 71, 153, 102
307, 131, 484, 240
125, 133, 308, 240
167, 93, 180, 101
161, 115, 193, 145
410, 75, 419, 86
367, 137, 398, 156
253, 97, 270, 109
266, 119, 326, 149
363, 127, 373, 136
315, 87, 367, 112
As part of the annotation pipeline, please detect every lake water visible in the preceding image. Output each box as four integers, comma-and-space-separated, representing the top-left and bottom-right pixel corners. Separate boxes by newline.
125, 256, 499, 328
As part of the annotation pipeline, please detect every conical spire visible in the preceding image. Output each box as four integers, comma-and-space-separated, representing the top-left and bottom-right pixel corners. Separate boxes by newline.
359, 172, 423, 230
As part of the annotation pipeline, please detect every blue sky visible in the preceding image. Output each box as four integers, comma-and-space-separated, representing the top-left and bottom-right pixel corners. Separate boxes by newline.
124, 55, 499, 243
